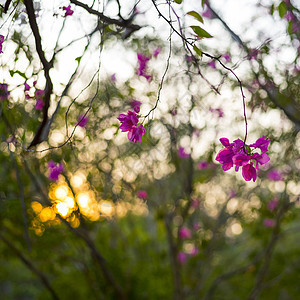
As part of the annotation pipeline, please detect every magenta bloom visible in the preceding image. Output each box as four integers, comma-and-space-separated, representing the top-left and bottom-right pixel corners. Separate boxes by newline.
48, 161, 64, 181
264, 218, 275, 228
35, 99, 44, 110
216, 136, 270, 182
208, 60, 216, 69
197, 161, 209, 170
63, 5, 74, 17
242, 163, 257, 182
191, 198, 200, 208
78, 114, 88, 127
209, 107, 224, 118
193, 223, 200, 230
267, 169, 282, 181
128, 124, 146, 144
137, 190, 147, 199
118, 111, 139, 132
0, 83, 9, 101
137, 53, 151, 81
153, 48, 161, 58
268, 197, 279, 212
202, 7, 213, 19
24, 82, 30, 92
178, 147, 190, 159
179, 227, 192, 239
223, 53, 231, 62
177, 251, 187, 264
130, 99, 142, 113
111, 73, 116, 82
0, 35, 4, 54
248, 48, 260, 60
190, 246, 199, 257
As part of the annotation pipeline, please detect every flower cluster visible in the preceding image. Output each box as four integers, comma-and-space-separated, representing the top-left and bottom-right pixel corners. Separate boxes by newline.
117, 103, 146, 144
24, 81, 44, 110
136, 49, 160, 82
0, 83, 9, 101
215, 136, 270, 182
48, 161, 64, 181
0, 35, 4, 54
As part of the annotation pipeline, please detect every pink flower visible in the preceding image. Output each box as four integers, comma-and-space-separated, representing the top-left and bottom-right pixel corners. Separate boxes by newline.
118, 111, 139, 132
202, 7, 213, 19
78, 114, 88, 127
177, 251, 187, 264
208, 60, 216, 69
137, 190, 147, 199
216, 136, 270, 182
35, 99, 44, 110
0, 35, 4, 54
153, 48, 161, 58
197, 161, 209, 169
130, 99, 142, 113
24, 82, 30, 92
0, 83, 9, 101
190, 246, 199, 257
267, 169, 282, 181
264, 218, 275, 228
178, 147, 190, 158
223, 53, 231, 62
62, 5, 74, 17
111, 73, 116, 82
191, 198, 200, 208
209, 107, 224, 118
248, 48, 260, 60
242, 163, 257, 182
193, 223, 200, 230
179, 227, 191, 239
128, 124, 146, 144
48, 161, 64, 181
137, 53, 152, 81
267, 197, 279, 212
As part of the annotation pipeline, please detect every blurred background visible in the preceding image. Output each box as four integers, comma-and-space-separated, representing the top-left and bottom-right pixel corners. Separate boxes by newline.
0, 0, 299, 299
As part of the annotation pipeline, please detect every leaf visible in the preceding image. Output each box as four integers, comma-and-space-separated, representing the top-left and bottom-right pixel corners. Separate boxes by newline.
9, 70, 27, 80
201, 0, 205, 7
187, 11, 204, 24
191, 26, 212, 38
174, 0, 183, 4
278, 1, 287, 18
193, 45, 202, 56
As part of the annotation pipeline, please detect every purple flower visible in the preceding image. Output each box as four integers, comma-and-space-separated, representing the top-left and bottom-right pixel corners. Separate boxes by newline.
63, 5, 74, 17
118, 111, 139, 132
248, 48, 260, 60
209, 107, 224, 118
178, 147, 190, 159
0, 35, 4, 54
250, 136, 270, 153
267, 197, 279, 212
215, 147, 234, 171
137, 53, 152, 81
177, 251, 187, 264
193, 223, 200, 230
24, 82, 30, 92
137, 190, 147, 199
208, 60, 216, 69
0, 83, 9, 101
111, 73, 116, 82
153, 48, 161, 58
78, 114, 88, 127
130, 99, 142, 113
191, 198, 200, 208
35, 99, 44, 110
222, 53, 231, 62
127, 124, 146, 144
202, 7, 213, 19
267, 169, 282, 181
190, 246, 199, 257
242, 163, 257, 182
197, 161, 209, 170
48, 161, 64, 181
179, 227, 191, 239
264, 218, 275, 228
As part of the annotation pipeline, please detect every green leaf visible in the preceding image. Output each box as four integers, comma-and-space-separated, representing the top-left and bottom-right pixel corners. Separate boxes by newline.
201, 0, 205, 7
193, 45, 202, 56
278, 1, 287, 18
75, 56, 82, 64
187, 11, 204, 24
191, 26, 212, 38
9, 70, 27, 80
174, 0, 183, 4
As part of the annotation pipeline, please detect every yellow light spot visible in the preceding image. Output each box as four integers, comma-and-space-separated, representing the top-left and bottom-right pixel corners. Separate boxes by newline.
31, 201, 43, 214
54, 185, 69, 200
39, 207, 56, 222
71, 173, 85, 188
77, 192, 90, 209
65, 196, 75, 208
71, 218, 80, 228
231, 222, 243, 235
56, 202, 69, 217
99, 201, 114, 217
